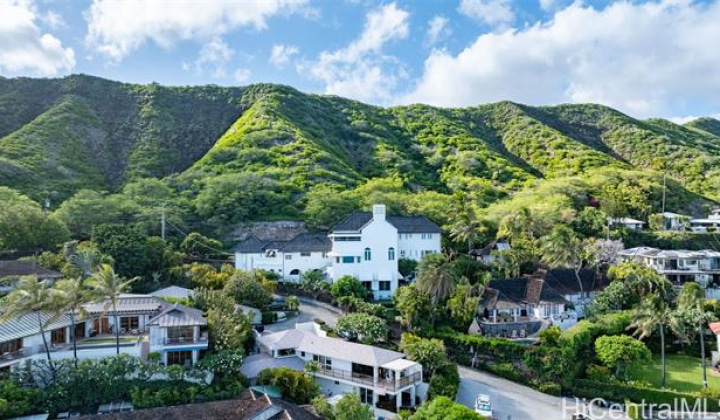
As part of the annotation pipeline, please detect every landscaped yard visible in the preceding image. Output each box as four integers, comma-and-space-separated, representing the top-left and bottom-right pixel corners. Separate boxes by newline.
627, 354, 720, 392
77, 337, 138, 346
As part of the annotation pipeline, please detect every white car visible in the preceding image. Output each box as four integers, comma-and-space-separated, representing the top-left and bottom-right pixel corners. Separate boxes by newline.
474, 394, 493, 418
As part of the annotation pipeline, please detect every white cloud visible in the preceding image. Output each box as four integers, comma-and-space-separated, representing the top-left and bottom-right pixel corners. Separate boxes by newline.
425, 15, 450, 46
193, 37, 234, 78
0, 0, 74, 76
669, 113, 720, 125
234, 68, 252, 83
41, 10, 65, 29
269, 44, 299, 68
405, 0, 720, 118
85, 0, 309, 62
458, 0, 514, 27
303, 2, 410, 103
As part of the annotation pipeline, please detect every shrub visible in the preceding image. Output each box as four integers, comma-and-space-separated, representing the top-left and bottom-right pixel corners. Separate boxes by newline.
428, 363, 460, 400
536, 382, 561, 396
262, 311, 278, 324
336, 313, 388, 344
330, 275, 368, 301
257, 367, 319, 404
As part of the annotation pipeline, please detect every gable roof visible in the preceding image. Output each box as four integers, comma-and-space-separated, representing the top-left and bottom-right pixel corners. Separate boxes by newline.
479, 276, 567, 311
258, 328, 409, 367
0, 312, 73, 342
0, 260, 62, 279
332, 212, 442, 234
150, 286, 195, 300
542, 268, 605, 295
83, 295, 166, 316
234, 233, 331, 254
80, 389, 320, 420
147, 303, 207, 327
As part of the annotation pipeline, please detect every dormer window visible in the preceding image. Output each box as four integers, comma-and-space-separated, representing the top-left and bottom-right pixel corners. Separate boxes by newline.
388, 247, 395, 261
364, 247, 371, 261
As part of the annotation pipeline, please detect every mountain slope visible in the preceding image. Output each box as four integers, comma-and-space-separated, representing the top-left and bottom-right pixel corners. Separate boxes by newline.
0, 75, 719, 207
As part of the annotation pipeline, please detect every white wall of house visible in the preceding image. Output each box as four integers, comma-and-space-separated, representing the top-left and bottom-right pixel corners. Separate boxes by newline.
236, 251, 329, 281
397, 233, 440, 261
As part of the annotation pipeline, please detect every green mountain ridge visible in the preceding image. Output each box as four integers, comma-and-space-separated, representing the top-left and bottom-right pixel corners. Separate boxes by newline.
0, 74, 718, 215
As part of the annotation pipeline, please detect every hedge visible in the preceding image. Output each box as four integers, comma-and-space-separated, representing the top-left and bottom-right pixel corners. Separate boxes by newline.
432, 329, 527, 362
567, 379, 720, 411
427, 363, 460, 400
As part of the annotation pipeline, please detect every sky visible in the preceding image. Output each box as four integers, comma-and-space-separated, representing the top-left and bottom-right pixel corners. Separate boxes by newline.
1, 0, 720, 121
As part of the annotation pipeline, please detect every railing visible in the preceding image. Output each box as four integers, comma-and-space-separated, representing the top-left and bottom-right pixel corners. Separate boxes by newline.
314, 366, 422, 392
164, 337, 209, 345
0, 349, 27, 363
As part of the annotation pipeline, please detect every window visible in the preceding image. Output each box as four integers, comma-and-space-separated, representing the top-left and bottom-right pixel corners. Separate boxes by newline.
285, 254, 292, 260
167, 326, 194, 342
379, 281, 391, 291
342, 256, 355, 264
421, 233, 433, 240
289, 269, 300, 275
313, 355, 332, 370
360, 388, 374, 404
362, 281, 372, 291
334, 236, 361, 242
364, 247, 371, 261
301, 351, 306, 357
356, 256, 361, 263
336, 257, 340, 263
51, 328, 66, 345
278, 348, 296, 357
388, 247, 395, 261
120, 316, 139, 331
300, 252, 311, 257
167, 350, 193, 366
400, 250, 406, 258
0, 338, 23, 356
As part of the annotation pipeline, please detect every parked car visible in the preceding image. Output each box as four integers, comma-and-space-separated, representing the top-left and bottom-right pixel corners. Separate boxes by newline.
268, 298, 286, 311
474, 394, 492, 418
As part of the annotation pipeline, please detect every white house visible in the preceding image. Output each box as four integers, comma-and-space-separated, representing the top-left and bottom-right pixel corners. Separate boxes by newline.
690, 210, 720, 233
234, 205, 442, 300
147, 303, 208, 367
620, 247, 720, 297
0, 294, 208, 376
470, 239, 510, 264
661, 212, 690, 231
609, 217, 645, 230
242, 323, 423, 413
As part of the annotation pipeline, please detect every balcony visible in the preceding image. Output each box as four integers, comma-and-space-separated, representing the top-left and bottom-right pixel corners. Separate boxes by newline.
0, 349, 28, 364
314, 366, 422, 392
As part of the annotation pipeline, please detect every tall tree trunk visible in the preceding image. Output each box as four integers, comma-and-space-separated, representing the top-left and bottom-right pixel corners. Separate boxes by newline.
113, 301, 120, 355
700, 324, 708, 389
36, 313, 55, 377
70, 311, 78, 368
660, 324, 666, 388
574, 267, 586, 317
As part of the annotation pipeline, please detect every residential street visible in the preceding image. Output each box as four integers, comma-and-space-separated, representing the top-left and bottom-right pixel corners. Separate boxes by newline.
457, 366, 629, 420
264, 298, 341, 332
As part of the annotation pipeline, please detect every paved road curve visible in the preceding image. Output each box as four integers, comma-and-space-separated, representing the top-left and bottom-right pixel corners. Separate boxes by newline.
264, 298, 341, 332
457, 366, 629, 420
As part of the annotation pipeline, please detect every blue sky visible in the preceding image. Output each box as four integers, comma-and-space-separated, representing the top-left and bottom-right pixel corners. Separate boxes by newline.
1, 0, 720, 120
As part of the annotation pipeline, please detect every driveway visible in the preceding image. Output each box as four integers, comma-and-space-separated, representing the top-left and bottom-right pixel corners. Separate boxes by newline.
264, 298, 341, 332
457, 366, 629, 420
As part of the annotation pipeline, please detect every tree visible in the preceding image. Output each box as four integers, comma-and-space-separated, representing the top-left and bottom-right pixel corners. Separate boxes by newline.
334, 393, 374, 420
410, 396, 483, 419
257, 367, 319, 404
300, 269, 328, 299
448, 193, 482, 253
416, 253, 458, 306
675, 282, 714, 388
185, 263, 233, 290
394, 284, 433, 332
542, 226, 593, 315
399, 334, 447, 378
0, 199, 70, 251
86, 264, 137, 355
398, 258, 418, 279
224, 270, 274, 309
311, 396, 336, 420
336, 313, 388, 344
446, 282, 480, 331
0, 276, 58, 372
330, 275, 368, 301
630, 295, 682, 388
594, 335, 651, 378
55, 190, 140, 238
67, 244, 112, 279
195, 349, 244, 386
648, 213, 666, 231
194, 173, 284, 226
205, 290, 252, 352
286, 295, 300, 311
179, 232, 224, 259
303, 184, 360, 229
54, 278, 91, 367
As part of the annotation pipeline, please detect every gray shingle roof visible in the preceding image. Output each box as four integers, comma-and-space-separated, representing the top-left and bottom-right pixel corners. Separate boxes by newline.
480, 276, 567, 311
0, 260, 62, 279
234, 233, 330, 254
0, 312, 73, 342
83, 295, 166, 316
332, 212, 441, 234
147, 303, 207, 327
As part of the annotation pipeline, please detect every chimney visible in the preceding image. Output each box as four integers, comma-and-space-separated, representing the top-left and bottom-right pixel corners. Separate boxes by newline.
372, 204, 386, 221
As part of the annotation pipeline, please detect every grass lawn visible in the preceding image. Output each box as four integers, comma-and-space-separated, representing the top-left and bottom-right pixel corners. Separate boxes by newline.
627, 354, 720, 392
77, 337, 138, 346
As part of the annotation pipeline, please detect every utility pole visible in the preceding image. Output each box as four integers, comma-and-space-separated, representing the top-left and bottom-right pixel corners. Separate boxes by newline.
662, 171, 667, 214
161, 203, 166, 241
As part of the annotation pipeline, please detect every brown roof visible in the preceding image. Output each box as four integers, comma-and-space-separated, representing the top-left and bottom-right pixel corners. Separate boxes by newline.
479, 275, 567, 311
0, 260, 62, 279
81, 389, 320, 420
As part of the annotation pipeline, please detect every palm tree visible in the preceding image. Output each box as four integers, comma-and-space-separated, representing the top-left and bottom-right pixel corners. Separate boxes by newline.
542, 226, 592, 315
498, 207, 536, 243
54, 278, 91, 367
629, 295, 681, 388
86, 264, 137, 355
0, 276, 58, 373
68, 246, 110, 279
676, 282, 712, 389
416, 253, 458, 306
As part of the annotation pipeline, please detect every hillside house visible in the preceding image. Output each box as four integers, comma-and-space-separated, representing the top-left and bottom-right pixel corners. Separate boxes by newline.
0, 260, 62, 294
608, 217, 645, 230
234, 204, 442, 300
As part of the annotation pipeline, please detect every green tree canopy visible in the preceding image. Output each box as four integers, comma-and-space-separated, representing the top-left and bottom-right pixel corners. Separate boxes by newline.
594, 335, 651, 378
